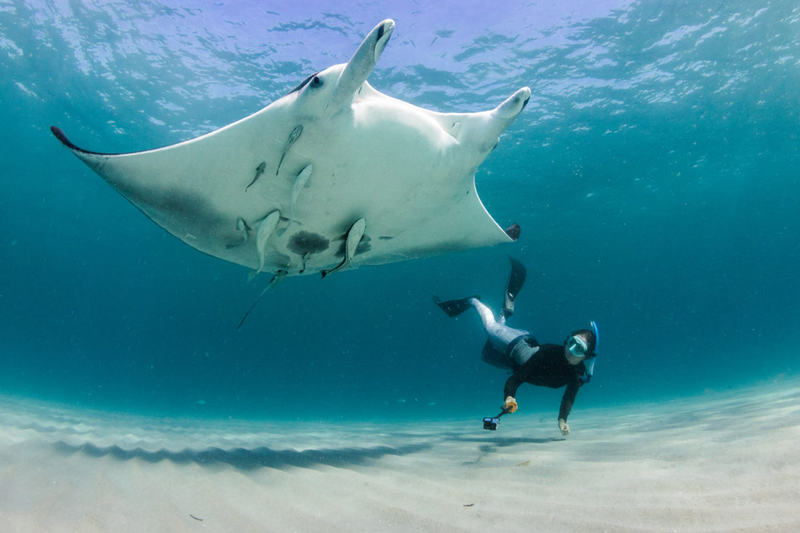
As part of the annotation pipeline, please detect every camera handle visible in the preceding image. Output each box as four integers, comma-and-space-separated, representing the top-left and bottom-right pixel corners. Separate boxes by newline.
483, 407, 511, 430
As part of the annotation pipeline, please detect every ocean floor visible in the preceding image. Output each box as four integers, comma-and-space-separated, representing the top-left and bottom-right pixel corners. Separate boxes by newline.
1, 379, 799, 532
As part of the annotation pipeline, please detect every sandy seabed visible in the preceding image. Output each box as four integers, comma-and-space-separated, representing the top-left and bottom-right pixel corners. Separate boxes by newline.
1, 379, 799, 532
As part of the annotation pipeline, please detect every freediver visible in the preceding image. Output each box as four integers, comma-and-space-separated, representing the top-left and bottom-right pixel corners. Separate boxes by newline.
433, 257, 599, 436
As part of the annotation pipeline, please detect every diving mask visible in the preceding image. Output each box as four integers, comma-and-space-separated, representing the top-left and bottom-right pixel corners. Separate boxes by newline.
566, 335, 589, 357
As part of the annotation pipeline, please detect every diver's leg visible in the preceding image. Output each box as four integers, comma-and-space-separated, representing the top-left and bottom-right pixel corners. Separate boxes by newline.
509, 340, 538, 366
471, 299, 528, 348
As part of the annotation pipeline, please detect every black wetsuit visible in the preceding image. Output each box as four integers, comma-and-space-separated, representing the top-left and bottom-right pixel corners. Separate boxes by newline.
503, 343, 587, 421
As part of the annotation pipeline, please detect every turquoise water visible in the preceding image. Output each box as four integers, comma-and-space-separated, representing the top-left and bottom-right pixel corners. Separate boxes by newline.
1, 0, 798, 421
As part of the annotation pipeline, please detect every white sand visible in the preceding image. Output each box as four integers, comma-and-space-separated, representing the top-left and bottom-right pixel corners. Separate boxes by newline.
1, 379, 799, 532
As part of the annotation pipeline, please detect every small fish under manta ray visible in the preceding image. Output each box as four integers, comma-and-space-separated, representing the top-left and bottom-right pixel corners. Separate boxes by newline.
51, 19, 531, 326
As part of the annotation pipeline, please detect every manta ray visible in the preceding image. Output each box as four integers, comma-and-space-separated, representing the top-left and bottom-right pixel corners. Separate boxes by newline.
52, 19, 530, 284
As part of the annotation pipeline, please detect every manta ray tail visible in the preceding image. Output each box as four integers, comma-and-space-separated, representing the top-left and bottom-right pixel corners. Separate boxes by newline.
237, 270, 288, 330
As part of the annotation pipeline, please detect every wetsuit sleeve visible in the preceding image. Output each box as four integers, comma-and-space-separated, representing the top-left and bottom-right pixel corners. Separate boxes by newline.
504, 370, 525, 399
558, 381, 581, 421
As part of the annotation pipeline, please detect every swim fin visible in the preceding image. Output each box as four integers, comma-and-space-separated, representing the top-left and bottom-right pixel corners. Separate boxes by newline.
502, 256, 527, 319
433, 295, 480, 318
504, 223, 521, 241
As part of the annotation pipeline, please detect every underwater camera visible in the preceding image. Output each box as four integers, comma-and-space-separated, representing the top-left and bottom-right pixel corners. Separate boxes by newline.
483, 409, 507, 431
483, 417, 501, 431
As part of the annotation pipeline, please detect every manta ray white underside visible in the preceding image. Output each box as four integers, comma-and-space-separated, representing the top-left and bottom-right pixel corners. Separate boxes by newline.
52, 19, 530, 279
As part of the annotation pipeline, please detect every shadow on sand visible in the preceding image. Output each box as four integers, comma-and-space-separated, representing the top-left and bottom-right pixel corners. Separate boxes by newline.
447, 435, 564, 466
53, 440, 433, 471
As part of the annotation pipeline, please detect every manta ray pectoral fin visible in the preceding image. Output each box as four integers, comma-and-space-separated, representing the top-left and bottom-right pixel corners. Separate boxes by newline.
226, 218, 250, 249
237, 269, 288, 330
50, 126, 107, 157
321, 217, 366, 279
276, 125, 303, 175
329, 19, 394, 110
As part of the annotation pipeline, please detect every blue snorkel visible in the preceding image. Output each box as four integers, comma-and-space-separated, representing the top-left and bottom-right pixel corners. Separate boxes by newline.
579, 321, 599, 384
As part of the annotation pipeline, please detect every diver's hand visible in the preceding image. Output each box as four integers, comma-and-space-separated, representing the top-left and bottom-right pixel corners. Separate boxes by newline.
558, 418, 570, 436
503, 396, 518, 413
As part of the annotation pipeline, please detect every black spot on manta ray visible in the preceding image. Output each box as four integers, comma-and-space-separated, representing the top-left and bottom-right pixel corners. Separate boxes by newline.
378, 236, 393, 240
288, 231, 329, 256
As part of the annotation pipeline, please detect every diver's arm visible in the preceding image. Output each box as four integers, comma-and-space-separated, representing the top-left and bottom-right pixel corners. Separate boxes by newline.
558, 381, 581, 422
503, 370, 526, 412
504, 371, 524, 400
557, 382, 581, 436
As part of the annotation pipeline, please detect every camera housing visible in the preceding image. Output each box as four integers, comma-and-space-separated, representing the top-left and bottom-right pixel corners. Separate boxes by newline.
483, 417, 500, 430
